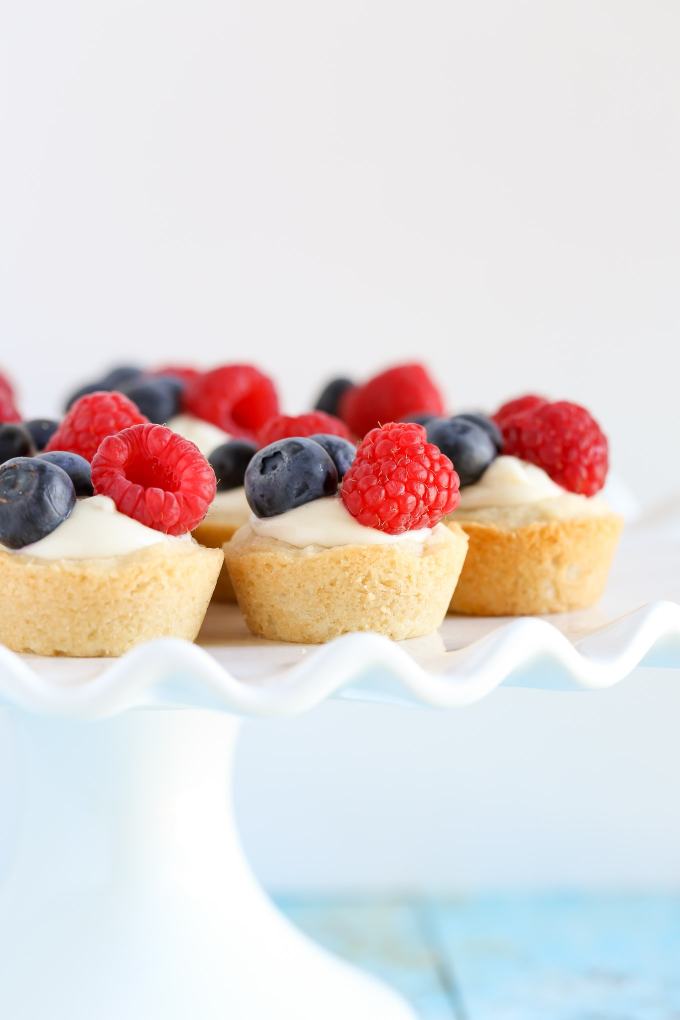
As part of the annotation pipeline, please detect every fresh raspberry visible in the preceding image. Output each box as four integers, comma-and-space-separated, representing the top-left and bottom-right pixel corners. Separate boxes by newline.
257, 410, 352, 447
150, 365, 201, 387
493, 394, 546, 430
0, 371, 20, 422
92, 423, 216, 534
339, 363, 445, 438
341, 421, 460, 533
503, 400, 608, 496
184, 365, 279, 437
46, 391, 148, 462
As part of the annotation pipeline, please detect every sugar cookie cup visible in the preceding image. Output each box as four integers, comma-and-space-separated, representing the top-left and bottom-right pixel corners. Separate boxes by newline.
225, 518, 468, 643
447, 511, 623, 616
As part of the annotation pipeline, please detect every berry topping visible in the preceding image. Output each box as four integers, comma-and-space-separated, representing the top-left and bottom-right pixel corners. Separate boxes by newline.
209, 439, 258, 492
38, 451, 94, 498
455, 412, 503, 453
493, 394, 546, 429
120, 376, 182, 423
46, 391, 149, 462
91, 424, 216, 534
0, 424, 35, 465
23, 418, 59, 451
244, 438, 338, 518
314, 377, 354, 417
0, 458, 76, 549
309, 434, 356, 480
502, 400, 609, 496
184, 365, 279, 438
65, 366, 143, 410
257, 411, 352, 447
339, 363, 445, 438
426, 416, 499, 486
341, 421, 459, 533
151, 365, 201, 387
0, 371, 21, 423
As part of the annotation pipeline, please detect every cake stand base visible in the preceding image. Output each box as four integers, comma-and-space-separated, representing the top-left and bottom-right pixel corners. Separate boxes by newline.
0, 709, 415, 1020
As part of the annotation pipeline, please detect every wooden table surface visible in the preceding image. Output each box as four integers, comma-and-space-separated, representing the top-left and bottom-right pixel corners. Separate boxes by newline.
278, 893, 680, 1019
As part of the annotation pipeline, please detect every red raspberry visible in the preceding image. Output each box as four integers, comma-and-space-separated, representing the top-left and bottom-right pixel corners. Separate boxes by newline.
92, 423, 216, 534
0, 371, 20, 422
184, 365, 279, 437
503, 400, 609, 496
150, 365, 201, 387
257, 410, 352, 447
46, 391, 148, 462
341, 421, 460, 533
339, 363, 445, 438
493, 393, 546, 430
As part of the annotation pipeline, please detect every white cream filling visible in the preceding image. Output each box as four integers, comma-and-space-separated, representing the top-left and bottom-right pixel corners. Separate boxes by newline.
167, 414, 230, 457
453, 455, 608, 524
249, 496, 433, 548
10, 495, 188, 560
206, 486, 250, 523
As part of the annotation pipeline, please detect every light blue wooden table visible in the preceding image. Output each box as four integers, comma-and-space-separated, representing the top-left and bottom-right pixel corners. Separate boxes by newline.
278, 893, 680, 1019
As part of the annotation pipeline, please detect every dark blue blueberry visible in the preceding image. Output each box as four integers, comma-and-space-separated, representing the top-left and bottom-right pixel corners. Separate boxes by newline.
0, 458, 75, 549
37, 451, 93, 498
209, 440, 257, 492
244, 438, 338, 518
314, 377, 354, 417
426, 416, 497, 487
120, 377, 180, 423
23, 418, 59, 451
99, 365, 143, 389
64, 381, 103, 411
309, 434, 356, 480
456, 412, 503, 452
64, 365, 143, 411
0, 424, 35, 465
399, 411, 438, 428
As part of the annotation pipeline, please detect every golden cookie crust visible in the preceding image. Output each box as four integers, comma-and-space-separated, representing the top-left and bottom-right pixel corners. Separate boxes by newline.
0, 541, 223, 657
448, 513, 623, 616
193, 518, 240, 601
224, 523, 469, 643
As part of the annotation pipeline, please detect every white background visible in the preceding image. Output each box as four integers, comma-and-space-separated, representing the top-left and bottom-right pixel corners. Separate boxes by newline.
1, 0, 679, 889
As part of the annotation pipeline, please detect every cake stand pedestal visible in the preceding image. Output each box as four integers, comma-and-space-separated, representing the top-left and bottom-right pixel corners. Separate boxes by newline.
0, 707, 414, 1020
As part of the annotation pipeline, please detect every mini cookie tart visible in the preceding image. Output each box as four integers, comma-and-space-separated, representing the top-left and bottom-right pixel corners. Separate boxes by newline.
193, 488, 249, 602
224, 500, 468, 643
446, 457, 623, 616
0, 537, 222, 657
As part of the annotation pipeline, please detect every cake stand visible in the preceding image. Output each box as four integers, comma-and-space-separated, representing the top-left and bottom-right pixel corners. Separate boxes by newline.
0, 508, 679, 1020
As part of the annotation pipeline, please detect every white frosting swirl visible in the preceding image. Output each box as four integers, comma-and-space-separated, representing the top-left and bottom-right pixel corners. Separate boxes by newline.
453, 456, 608, 525
249, 496, 433, 548
10, 495, 188, 560
206, 486, 250, 522
167, 414, 230, 457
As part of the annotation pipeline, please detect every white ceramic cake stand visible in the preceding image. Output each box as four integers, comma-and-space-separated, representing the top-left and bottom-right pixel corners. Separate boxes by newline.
0, 509, 679, 1020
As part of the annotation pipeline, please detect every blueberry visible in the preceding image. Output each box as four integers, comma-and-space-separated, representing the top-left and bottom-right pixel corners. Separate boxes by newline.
209, 440, 257, 491
64, 365, 143, 411
244, 438, 338, 518
309, 434, 355, 480
399, 411, 438, 428
37, 451, 93, 497
426, 416, 498, 487
120, 377, 180, 423
23, 418, 59, 451
456, 412, 503, 452
99, 365, 143, 389
0, 424, 35, 465
0, 458, 76, 549
314, 377, 354, 417
64, 381, 103, 411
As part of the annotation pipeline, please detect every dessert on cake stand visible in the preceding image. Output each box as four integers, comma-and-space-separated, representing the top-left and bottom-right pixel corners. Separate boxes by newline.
0, 513, 678, 1020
